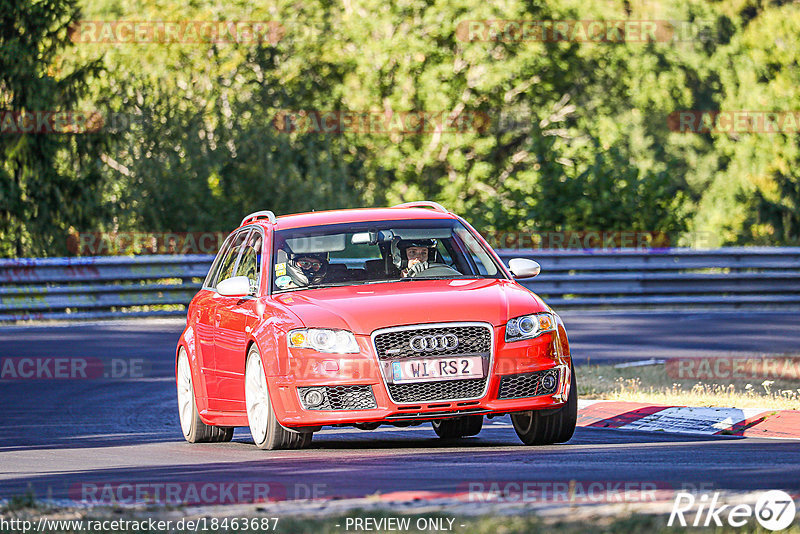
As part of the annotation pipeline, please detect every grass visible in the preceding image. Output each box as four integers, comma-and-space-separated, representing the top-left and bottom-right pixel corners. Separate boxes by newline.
2, 488, 38, 512
579, 356, 800, 410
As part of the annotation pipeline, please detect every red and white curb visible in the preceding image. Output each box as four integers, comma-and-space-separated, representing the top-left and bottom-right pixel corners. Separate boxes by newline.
577, 400, 800, 439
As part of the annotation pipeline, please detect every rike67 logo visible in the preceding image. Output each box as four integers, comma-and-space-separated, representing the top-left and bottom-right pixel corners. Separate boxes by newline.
669, 490, 796, 530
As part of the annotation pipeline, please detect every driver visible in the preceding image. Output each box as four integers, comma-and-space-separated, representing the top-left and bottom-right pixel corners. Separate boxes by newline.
392, 239, 437, 277
286, 252, 329, 287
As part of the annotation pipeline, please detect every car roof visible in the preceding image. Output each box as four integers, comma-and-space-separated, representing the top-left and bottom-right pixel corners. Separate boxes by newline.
240, 207, 458, 232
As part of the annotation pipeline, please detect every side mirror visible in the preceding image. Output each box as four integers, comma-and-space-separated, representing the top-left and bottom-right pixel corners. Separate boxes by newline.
217, 276, 252, 297
508, 258, 541, 279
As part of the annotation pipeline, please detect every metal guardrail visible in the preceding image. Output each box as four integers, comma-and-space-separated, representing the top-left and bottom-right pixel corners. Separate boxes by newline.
2, 248, 800, 321
505, 248, 800, 308
0, 256, 210, 321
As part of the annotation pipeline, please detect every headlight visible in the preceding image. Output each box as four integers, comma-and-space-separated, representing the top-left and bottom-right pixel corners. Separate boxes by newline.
505, 313, 556, 342
287, 328, 359, 354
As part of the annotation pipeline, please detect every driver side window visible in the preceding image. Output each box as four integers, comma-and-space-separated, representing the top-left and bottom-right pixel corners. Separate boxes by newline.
235, 231, 263, 293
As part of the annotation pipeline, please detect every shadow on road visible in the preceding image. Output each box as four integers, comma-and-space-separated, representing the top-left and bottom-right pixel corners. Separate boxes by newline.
2, 427, 798, 504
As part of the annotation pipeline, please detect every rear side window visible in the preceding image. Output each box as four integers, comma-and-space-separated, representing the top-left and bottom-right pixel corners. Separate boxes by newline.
204, 235, 234, 288
213, 231, 250, 287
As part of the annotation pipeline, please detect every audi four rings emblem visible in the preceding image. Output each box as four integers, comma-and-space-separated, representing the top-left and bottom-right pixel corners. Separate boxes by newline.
409, 334, 459, 351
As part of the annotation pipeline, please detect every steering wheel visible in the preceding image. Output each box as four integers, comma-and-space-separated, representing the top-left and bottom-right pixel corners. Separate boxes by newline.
413, 263, 461, 277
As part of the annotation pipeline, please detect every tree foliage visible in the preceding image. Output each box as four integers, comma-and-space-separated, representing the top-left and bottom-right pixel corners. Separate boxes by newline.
0, 0, 106, 256
2, 0, 799, 256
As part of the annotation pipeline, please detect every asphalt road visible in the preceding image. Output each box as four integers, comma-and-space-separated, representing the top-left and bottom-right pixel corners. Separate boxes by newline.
1, 312, 799, 505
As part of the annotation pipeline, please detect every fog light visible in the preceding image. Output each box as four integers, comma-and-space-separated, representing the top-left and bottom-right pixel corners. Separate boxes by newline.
542, 374, 557, 391
304, 388, 325, 408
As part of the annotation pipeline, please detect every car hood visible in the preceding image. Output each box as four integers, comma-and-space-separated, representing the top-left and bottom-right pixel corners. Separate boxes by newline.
272, 278, 548, 335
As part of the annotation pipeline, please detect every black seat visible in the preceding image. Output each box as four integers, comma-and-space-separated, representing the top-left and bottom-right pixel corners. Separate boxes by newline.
324, 263, 349, 282
364, 259, 385, 279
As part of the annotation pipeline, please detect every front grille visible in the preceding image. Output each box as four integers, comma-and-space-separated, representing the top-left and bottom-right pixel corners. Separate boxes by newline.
297, 385, 377, 411
497, 369, 559, 399
374, 325, 491, 361
387, 378, 487, 403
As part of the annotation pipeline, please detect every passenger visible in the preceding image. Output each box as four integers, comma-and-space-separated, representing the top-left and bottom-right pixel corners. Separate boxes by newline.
286, 252, 329, 287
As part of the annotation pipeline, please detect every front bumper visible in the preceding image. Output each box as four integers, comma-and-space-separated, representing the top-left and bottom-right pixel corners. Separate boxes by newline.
268, 324, 572, 429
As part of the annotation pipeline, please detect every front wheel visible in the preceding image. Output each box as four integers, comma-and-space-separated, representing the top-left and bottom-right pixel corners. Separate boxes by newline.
432, 415, 484, 439
245, 345, 312, 450
176, 347, 233, 443
511, 364, 577, 445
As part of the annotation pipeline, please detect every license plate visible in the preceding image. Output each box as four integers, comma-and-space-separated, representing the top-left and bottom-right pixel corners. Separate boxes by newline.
391, 356, 484, 383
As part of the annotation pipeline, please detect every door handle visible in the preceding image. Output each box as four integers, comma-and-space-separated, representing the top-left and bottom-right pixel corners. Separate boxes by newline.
214, 312, 222, 326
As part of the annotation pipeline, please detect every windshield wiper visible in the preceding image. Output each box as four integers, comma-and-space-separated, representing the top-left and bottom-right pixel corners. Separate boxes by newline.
275, 276, 483, 292
273, 281, 356, 293
306, 282, 361, 289
409, 275, 476, 280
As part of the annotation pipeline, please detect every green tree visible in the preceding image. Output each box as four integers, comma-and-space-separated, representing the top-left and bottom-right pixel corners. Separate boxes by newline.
0, 0, 106, 257
693, 1, 800, 244
315, 0, 703, 235
78, 0, 368, 235
10, 0, 797, 256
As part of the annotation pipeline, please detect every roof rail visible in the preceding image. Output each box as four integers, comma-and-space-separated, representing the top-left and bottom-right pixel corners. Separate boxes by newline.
240, 210, 277, 226
391, 201, 449, 213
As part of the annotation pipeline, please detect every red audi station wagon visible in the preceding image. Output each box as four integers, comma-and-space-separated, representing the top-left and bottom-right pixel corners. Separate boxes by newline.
176, 202, 576, 449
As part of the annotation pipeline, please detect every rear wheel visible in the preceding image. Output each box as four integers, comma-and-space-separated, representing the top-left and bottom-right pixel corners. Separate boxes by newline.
245, 345, 312, 450
432, 415, 484, 439
176, 347, 233, 443
511, 364, 577, 445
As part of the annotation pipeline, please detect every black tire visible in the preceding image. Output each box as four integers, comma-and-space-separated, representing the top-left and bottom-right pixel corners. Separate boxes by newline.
432, 415, 484, 439
245, 346, 312, 450
511, 364, 577, 445
177, 348, 234, 443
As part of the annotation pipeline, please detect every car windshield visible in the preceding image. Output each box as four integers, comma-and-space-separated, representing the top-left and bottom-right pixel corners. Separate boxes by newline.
271, 219, 505, 292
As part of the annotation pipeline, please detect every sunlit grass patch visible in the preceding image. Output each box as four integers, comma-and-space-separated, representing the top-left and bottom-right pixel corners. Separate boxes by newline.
579, 356, 800, 410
